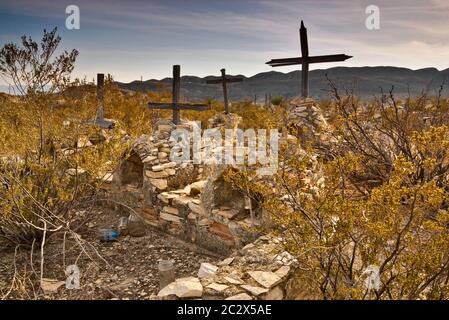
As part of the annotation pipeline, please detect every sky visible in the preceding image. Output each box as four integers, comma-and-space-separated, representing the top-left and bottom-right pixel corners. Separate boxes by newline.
0, 0, 449, 87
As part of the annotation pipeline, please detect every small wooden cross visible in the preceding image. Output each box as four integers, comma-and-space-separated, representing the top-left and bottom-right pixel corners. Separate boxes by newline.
206, 68, 243, 114
266, 20, 352, 98
93, 73, 115, 129
148, 65, 210, 125
96, 73, 104, 120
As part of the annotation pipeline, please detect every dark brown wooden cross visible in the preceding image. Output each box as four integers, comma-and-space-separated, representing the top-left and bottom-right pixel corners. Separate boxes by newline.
206, 68, 243, 114
148, 65, 210, 125
93, 73, 115, 129
96, 73, 104, 120
266, 20, 352, 98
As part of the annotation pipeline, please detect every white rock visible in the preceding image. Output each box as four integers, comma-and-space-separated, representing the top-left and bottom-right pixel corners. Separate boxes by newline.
206, 283, 229, 292
198, 263, 218, 278
142, 155, 157, 163
218, 257, 234, 266
40, 278, 65, 293
225, 293, 253, 300
146, 170, 169, 179
157, 276, 203, 298
152, 165, 164, 172
149, 178, 167, 190
224, 276, 244, 285
172, 196, 193, 206
165, 168, 176, 176
158, 152, 168, 159
274, 265, 290, 279
247, 271, 281, 289
162, 162, 177, 169
160, 212, 183, 223
241, 285, 269, 296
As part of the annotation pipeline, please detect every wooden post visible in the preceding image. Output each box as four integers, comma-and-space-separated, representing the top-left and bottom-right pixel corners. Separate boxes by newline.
172, 65, 181, 125
299, 21, 309, 98
221, 68, 229, 114
96, 73, 105, 120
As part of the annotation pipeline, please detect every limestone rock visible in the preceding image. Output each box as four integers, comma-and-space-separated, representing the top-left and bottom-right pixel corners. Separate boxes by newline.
152, 165, 164, 172
206, 283, 229, 292
149, 178, 168, 190
160, 212, 183, 223
161, 162, 177, 169
162, 206, 179, 215
188, 201, 205, 216
40, 278, 65, 293
157, 276, 203, 298
146, 170, 169, 179
142, 155, 157, 163
172, 196, 193, 206
218, 257, 234, 266
274, 265, 291, 279
225, 293, 253, 300
241, 285, 269, 296
247, 271, 281, 289
224, 276, 244, 285
165, 168, 176, 176
158, 152, 168, 159
198, 263, 218, 279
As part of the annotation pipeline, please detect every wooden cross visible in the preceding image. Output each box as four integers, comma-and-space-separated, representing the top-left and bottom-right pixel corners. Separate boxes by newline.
96, 73, 104, 120
148, 65, 210, 125
266, 20, 352, 98
206, 68, 243, 114
93, 73, 115, 129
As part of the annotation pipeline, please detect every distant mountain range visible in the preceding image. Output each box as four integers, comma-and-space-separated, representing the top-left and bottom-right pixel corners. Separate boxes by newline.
115, 66, 449, 102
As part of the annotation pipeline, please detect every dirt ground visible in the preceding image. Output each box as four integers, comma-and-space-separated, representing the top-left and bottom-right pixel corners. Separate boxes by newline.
0, 207, 222, 300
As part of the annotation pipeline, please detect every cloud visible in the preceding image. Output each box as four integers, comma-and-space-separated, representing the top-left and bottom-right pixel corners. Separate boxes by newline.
1, 0, 449, 84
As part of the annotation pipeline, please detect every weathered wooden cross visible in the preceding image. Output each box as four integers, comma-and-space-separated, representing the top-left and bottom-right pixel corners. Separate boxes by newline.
206, 68, 243, 114
96, 73, 104, 120
266, 20, 352, 98
148, 65, 210, 125
93, 73, 115, 129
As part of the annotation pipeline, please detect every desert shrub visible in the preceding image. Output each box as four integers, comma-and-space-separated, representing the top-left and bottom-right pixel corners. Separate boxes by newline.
225, 87, 449, 299
167, 166, 199, 190
0, 29, 133, 249
231, 100, 283, 130
270, 95, 283, 106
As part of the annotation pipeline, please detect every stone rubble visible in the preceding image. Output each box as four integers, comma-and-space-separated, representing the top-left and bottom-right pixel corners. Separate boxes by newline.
152, 232, 297, 300
106, 113, 307, 300
110, 119, 263, 255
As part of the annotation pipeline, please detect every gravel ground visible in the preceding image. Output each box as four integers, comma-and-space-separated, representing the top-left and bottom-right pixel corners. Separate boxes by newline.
0, 208, 222, 300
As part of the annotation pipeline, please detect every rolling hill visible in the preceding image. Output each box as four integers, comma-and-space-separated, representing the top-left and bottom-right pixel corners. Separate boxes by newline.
115, 66, 449, 102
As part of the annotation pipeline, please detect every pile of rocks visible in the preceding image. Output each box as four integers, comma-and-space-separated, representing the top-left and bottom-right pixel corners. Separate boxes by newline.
288, 97, 328, 131
154, 233, 297, 300
110, 118, 262, 254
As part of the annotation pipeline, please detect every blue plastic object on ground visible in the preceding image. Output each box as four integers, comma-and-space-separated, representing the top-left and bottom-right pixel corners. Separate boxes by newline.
99, 228, 120, 241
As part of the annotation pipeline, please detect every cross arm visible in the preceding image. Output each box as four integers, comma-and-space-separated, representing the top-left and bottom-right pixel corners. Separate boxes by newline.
266, 54, 352, 67
206, 77, 244, 84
